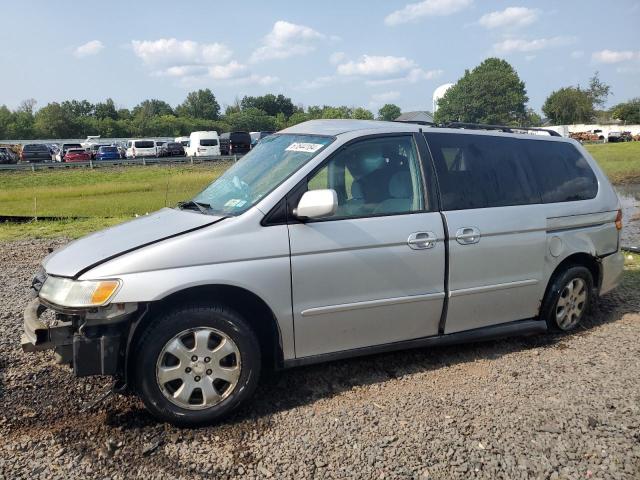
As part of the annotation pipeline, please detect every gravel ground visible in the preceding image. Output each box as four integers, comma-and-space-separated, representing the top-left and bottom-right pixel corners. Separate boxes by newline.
1, 240, 639, 479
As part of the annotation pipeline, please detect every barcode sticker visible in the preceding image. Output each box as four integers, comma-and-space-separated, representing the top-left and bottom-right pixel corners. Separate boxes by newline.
285, 142, 324, 153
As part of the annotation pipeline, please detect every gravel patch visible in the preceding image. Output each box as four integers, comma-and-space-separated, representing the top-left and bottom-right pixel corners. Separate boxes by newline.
1, 240, 639, 479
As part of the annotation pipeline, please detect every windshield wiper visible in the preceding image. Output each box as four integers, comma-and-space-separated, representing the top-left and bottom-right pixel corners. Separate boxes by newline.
176, 200, 210, 214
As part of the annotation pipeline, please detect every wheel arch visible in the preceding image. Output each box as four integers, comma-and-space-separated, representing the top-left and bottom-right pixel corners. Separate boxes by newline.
124, 284, 285, 387
542, 252, 601, 311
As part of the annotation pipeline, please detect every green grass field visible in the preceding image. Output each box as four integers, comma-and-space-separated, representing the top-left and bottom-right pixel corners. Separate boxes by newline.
584, 141, 640, 185
0, 142, 638, 240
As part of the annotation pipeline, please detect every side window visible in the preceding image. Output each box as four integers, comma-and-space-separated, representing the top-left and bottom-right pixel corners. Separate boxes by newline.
425, 133, 539, 210
306, 136, 425, 219
525, 141, 598, 203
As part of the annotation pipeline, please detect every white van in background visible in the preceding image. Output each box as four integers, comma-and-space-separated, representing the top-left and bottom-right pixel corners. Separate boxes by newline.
126, 139, 158, 158
185, 131, 220, 157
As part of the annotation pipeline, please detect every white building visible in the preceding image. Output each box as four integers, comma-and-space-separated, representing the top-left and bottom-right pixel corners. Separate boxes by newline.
433, 83, 454, 113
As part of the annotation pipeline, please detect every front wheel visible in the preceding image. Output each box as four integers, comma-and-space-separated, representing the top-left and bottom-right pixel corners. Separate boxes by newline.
134, 304, 261, 426
541, 265, 594, 332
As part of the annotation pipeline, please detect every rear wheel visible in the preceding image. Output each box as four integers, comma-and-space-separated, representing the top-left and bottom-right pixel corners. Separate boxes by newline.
541, 265, 594, 332
134, 304, 261, 426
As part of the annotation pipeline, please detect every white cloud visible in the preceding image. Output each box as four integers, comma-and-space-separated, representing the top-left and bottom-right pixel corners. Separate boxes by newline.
130, 38, 276, 86
329, 51, 347, 65
493, 36, 576, 54
208, 61, 248, 80
592, 49, 640, 64
406, 68, 443, 82
131, 38, 232, 67
250, 21, 331, 63
478, 7, 538, 29
337, 55, 417, 76
571, 50, 585, 59
385, 0, 472, 26
240, 74, 280, 86
74, 40, 104, 58
365, 68, 443, 86
371, 91, 400, 103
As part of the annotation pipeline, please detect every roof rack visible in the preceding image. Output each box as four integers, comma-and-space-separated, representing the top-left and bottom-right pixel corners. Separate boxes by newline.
393, 120, 435, 126
443, 122, 561, 137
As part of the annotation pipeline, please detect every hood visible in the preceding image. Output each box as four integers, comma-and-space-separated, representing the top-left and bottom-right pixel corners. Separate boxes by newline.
43, 208, 224, 278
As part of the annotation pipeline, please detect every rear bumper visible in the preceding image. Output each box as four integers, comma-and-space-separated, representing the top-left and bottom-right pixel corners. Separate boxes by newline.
600, 250, 624, 295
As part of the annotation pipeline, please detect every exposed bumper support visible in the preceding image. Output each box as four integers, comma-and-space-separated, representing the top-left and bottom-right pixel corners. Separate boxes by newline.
21, 297, 73, 354
21, 297, 129, 376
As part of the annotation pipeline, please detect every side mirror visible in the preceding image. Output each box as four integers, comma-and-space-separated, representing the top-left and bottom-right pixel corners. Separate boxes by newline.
294, 189, 338, 220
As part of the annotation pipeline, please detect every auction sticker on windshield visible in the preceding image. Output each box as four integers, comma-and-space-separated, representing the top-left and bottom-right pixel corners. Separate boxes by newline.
285, 142, 325, 153
224, 199, 247, 208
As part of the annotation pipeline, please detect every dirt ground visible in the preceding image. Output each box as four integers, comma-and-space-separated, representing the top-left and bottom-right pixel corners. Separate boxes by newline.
0, 240, 639, 479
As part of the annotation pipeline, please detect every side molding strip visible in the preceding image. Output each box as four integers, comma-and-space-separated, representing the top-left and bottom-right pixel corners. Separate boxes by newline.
449, 278, 538, 298
300, 292, 445, 317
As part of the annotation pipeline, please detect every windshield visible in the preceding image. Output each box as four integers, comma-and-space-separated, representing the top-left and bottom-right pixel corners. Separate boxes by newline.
190, 134, 333, 215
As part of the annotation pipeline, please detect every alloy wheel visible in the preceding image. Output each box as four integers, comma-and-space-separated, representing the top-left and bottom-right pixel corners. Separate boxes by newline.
156, 327, 241, 410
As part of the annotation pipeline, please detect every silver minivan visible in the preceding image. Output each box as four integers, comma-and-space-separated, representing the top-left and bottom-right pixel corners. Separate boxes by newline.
22, 120, 624, 426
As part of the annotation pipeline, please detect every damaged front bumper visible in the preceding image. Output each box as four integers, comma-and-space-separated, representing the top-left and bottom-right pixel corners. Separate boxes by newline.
21, 297, 137, 377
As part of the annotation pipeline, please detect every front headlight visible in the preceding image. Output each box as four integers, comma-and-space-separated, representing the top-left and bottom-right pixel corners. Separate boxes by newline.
39, 276, 121, 308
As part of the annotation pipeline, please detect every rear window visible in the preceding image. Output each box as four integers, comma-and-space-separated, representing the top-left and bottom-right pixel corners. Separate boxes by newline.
426, 133, 540, 210
23, 144, 48, 151
230, 132, 251, 144
525, 140, 598, 203
166, 142, 181, 148
200, 139, 218, 146
67, 149, 85, 154
100, 146, 118, 152
134, 141, 155, 148
63, 144, 82, 149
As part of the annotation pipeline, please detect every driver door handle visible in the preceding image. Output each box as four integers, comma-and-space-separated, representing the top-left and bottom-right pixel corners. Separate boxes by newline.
407, 231, 437, 250
455, 227, 481, 245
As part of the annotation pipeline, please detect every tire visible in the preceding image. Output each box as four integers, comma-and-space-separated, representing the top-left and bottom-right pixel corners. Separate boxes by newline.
540, 265, 594, 332
134, 304, 261, 426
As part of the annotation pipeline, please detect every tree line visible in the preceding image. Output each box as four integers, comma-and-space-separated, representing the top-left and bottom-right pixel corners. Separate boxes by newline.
0, 90, 396, 140
1, 58, 638, 140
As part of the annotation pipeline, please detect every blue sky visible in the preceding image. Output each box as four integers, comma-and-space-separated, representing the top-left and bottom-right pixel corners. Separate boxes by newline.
1, 0, 639, 114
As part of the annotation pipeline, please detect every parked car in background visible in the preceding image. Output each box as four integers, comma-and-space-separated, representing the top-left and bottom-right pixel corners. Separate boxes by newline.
607, 131, 633, 143
155, 140, 167, 155
175, 136, 190, 148
56, 143, 83, 162
159, 142, 186, 157
608, 131, 623, 142
63, 148, 91, 163
21, 120, 624, 426
114, 141, 127, 159
95, 146, 121, 161
126, 139, 158, 158
250, 131, 274, 148
185, 131, 220, 156
87, 144, 109, 159
220, 131, 251, 155
20, 144, 52, 163
48, 144, 60, 158
0, 146, 18, 164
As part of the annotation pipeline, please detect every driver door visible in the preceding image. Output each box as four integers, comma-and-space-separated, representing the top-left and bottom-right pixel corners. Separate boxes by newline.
287, 134, 446, 358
